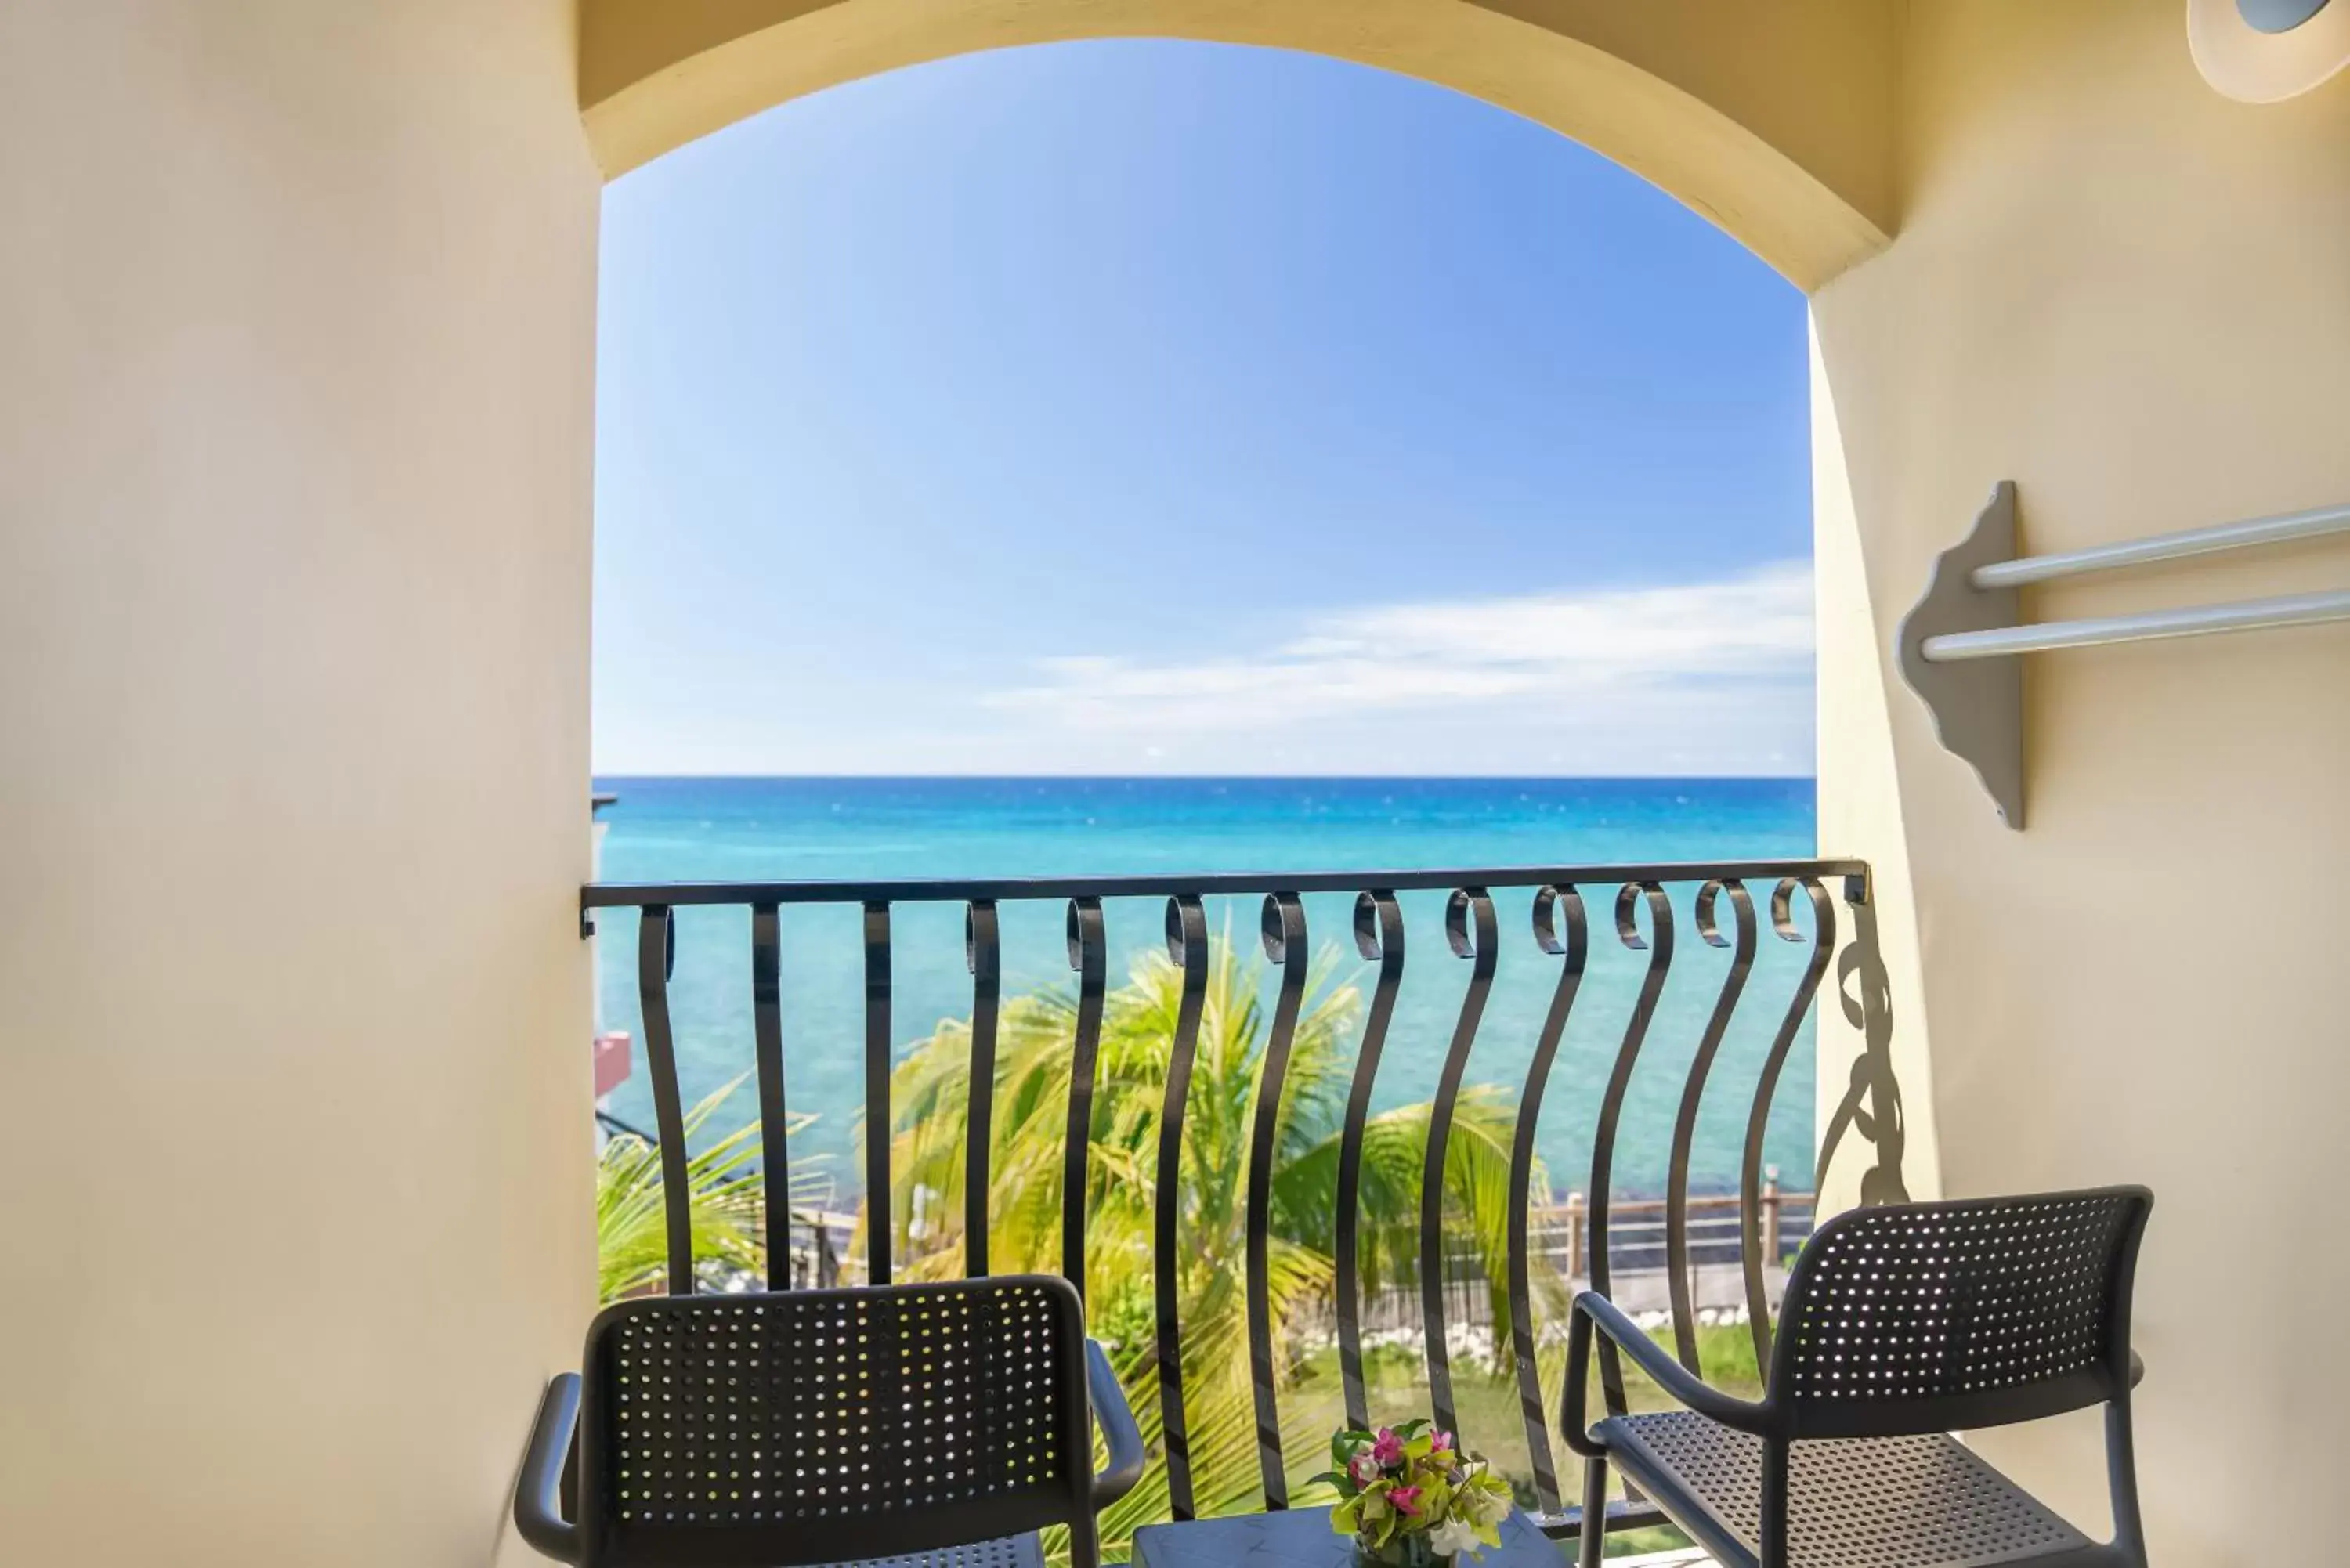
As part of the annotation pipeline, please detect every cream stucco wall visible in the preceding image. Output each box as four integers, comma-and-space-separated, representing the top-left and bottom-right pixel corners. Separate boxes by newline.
1813, 2, 2350, 1562
0, 4, 602, 1566
6, 2, 2345, 1565
584, 9, 2350, 1562
1811, 320, 1941, 1224
574, 0, 1895, 291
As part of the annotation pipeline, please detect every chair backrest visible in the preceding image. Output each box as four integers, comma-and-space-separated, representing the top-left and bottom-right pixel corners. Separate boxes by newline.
577, 1275, 1095, 1568
1770, 1187, 2151, 1440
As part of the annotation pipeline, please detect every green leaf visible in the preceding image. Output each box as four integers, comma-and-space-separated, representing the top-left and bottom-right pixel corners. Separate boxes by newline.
596, 1074, 825, 1302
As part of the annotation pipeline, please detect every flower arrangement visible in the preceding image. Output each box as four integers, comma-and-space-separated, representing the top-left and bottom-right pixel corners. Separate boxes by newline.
1318, 1418, 1516, 1565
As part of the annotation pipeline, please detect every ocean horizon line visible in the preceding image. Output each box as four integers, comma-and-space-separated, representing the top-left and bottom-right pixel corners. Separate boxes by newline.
591, 771, 1819, 783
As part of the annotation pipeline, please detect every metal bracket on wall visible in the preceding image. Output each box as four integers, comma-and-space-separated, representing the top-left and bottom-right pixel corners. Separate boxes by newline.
1896, 482, 2350, 831
1896, 483, 2025, 827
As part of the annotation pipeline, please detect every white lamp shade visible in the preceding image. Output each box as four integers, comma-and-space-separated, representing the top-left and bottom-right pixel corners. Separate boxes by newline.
2189, 0, 2350, 102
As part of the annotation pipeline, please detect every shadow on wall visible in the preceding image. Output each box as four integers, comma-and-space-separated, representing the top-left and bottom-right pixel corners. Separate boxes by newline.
1817, 901, 1912, 1206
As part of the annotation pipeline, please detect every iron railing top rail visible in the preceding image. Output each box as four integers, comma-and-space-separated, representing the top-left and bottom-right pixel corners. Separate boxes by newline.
580, 856, 1870, 925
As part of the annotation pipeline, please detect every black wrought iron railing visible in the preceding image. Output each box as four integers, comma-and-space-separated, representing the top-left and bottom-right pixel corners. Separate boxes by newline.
580, 857, 1867, 1542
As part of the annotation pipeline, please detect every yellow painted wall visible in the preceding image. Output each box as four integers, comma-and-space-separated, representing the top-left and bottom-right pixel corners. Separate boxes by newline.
578, 9, 2350, 1560
0, 4, 602, 1565
1811, 320, 1942, 1223
4, 1, 2341, 1564
1813, 2, 2350, 1560
574, 0, 1894, 290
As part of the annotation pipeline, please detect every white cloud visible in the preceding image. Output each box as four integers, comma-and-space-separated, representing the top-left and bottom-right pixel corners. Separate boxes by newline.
982, 564, 1814, 771
595, 565, 1818, 776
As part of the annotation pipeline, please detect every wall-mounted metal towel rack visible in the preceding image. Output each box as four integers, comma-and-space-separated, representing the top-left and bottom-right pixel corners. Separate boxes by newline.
1897, 482, 2350, 829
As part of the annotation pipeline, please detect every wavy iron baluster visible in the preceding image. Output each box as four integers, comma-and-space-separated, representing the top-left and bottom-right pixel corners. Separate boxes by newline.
1246, 893, 1307, 1508
1336, 891, 1404, 1431
1156, 894, 1209, 1521
862, 901, 891, 1286
963, 900, 1000, 1278
1063, 897, 1106, 1297
1423, 887, 1496, 1440
636, 905, 692, 1294
751, 902, 791, 1288
1741, 878, 1836, 1368
1663, 880, 1757, 1375
1508, 884, 1587, 1515
1587, 882, 1674, 1418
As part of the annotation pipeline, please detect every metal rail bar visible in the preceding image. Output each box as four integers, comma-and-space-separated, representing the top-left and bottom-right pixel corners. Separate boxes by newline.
594, 1107, 659, 1144
1899, 482, 2350, 826
862, 901, 891, 1286
1971, 498, 2350, 589
1741, 880, 1836, 1369
580, 858, 1869, 919
1422, 887, 1496, 1440
1155, 896, 1209, 1522
1532, 1191, 1816, 1223
1246, 894, 1307, 1509
751, 903, 791, 1289
1589, 883, 1672, 1421
1665, 880, 1755, 1377
637, 905, 692, 1293
1920, 587, 2350, 661
1062, 898, 1105, 1298
1335, 891, 1404, 1433
1508, 883, 1588, 1516
962, 901, 999, 1278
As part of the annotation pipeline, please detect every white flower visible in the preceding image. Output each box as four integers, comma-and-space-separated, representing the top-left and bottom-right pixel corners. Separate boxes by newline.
1455, 1479, 1510, 1529
1428, 1517, 1481, 1558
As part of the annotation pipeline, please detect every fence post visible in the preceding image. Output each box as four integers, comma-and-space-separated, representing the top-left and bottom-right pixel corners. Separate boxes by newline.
1762, 1166, 1782, 1267
1564, 1190, 1585, 1281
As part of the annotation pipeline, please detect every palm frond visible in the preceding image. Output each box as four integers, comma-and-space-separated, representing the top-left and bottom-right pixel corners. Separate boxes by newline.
877, 931, 1531, 1552
596, 1074, 826, 1302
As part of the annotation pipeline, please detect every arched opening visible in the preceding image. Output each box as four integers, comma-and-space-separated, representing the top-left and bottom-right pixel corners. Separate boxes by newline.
577, 0, 1893, 291
584, 32, 1891, 1555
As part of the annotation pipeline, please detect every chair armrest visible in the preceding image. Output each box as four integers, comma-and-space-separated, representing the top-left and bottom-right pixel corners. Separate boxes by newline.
1086, 1339, 1146, 1511
2129, 1349, 2145, 1389
1561, 1291, 1773, 1456
513, 1374, 583, 1563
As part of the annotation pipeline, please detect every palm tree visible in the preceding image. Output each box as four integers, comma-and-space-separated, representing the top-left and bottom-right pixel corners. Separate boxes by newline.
881, 930, 1530, 1551
597, 1076, 831, 1302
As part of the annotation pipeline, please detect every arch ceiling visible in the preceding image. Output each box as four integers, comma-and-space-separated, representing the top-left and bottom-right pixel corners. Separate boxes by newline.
577, 0, 1896, 291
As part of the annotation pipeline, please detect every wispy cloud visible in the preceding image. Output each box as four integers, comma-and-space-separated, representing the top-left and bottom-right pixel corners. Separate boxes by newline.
985, 564, 1814, 759
595, 565, 1815, 776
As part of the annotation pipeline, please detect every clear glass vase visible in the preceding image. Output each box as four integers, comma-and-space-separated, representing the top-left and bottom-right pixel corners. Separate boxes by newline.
1354, 1534, 1452, 1568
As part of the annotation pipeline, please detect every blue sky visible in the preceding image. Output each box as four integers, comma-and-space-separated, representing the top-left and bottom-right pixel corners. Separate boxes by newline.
593, 41, 1813, 776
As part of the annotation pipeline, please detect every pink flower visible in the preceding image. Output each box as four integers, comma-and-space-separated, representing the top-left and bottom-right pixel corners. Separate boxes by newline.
1369, 1429, 1405, 1467
1388, 1485, 1423, 1517
1430, 1429, 1454, 1454
1348, 1452, 1381, 1486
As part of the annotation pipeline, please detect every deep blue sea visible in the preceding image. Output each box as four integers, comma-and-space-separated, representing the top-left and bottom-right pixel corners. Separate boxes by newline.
590, 777, 1819, 1209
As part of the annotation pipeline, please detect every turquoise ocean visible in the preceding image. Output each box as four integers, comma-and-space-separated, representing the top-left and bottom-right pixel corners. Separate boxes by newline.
590, 776, 1820, 1210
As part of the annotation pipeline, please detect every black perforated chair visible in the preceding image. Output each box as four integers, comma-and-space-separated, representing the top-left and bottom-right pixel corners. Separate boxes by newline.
514, 1275, 1145, 1568
1566, 1187, 2153, 1568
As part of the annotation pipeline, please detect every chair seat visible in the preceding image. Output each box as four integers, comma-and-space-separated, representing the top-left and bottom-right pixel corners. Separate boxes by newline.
1593, 1411, 2110, 1568
822, 1536, 1043, 1568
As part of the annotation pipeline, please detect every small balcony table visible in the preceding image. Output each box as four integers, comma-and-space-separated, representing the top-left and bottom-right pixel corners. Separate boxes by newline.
1133, 1505, 1564, 1567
